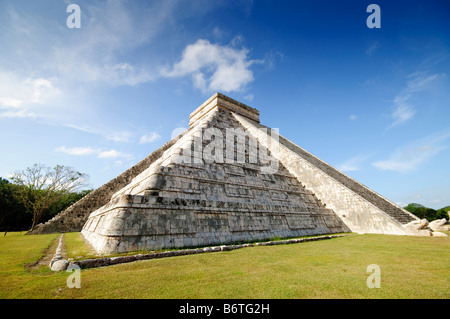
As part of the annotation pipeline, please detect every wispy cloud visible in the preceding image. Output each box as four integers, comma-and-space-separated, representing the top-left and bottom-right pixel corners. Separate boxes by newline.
139, 132, 161, 144
2, 2, 155, 87
56, 146, 132, 160
62, 123, 99, 135
337, 153, 372, 172
390, 98, 415, 128
0, 72, 61, 119
160, 39, 263, 93
389, 72, 442, 128
45, 1, 176, 87
0, 1, 181, 125
365, 41, 380, 57
98, 149, 130, 159
62, 124, 145, 147
55, 146, 98, 156
372, 131, 450, 172
106, 131, 134, 143
244, 93, 254, 102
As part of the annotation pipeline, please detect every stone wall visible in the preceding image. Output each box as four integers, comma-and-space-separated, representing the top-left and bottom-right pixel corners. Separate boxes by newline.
82, 199, 348, 254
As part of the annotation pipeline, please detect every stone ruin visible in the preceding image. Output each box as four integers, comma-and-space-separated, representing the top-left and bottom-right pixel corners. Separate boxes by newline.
29, 93, 446, 254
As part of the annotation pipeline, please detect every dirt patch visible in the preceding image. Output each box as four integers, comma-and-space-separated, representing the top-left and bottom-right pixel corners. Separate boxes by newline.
26, 234, 65, 270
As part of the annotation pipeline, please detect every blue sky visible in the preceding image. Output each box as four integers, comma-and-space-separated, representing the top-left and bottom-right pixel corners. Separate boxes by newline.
0, 0, 449, 209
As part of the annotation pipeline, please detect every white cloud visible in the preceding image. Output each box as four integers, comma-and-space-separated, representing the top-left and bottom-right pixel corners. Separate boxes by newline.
139, 132, 161, 144
372, 131, 450, 172
337, 154, 372, 172
62, 124, 140, 146
391, 102, 415, 126
349, 114, 357, 120
244, 93, 254, 102
0, 1, 176, 123
0, 97, 22, 109
106, 131, 133, 143
212, 27, 226, 39
26, 78, 60, 103
171, 127, 187, 139
63, 123, 99, 135
46, 2, 158, 87
56, 146, 131, 159
406, 72, 440, 91
0, 109, 36, 119
98, 149, 128, 159
56, 146, 99, 156
373, 145, 440, 172
161, 39, 261, 93
0, 72, 61, 119
389, 72, 442, 128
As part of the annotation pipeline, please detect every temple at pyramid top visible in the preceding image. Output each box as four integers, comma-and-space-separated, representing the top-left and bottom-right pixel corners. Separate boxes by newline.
189, 92, 260, 127
29, 92, 437, 253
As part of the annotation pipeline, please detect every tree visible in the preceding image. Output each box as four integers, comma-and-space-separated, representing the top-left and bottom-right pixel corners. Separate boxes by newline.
0, 178, 29, 232
11, 164, 89, 231
40, 189, 93, 223
404, 203, 449, 222
436, 206, 450, 220
404, 203, 424, 212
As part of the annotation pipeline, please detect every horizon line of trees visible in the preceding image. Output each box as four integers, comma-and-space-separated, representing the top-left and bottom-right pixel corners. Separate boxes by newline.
403, 203, 449, 222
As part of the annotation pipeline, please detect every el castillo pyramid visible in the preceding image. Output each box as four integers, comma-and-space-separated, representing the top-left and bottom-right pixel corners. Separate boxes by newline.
30, 93, 427, 253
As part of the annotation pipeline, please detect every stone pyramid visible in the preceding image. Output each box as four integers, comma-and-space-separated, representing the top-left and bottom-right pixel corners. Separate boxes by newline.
31, 93, 424, 253
79, 93, 420, 253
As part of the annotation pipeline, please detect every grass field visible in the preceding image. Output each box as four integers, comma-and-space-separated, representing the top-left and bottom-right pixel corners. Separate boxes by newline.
0, 231, 448, 299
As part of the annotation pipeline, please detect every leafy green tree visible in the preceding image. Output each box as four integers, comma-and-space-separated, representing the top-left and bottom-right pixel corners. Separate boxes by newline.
11, 164, 89, 231
41, 189, 93, 223
404, 203, 449, 222
0, 178, 29, 231
404, 203, 424, 212
436, 206, 450, 220
414, 207, 438, 221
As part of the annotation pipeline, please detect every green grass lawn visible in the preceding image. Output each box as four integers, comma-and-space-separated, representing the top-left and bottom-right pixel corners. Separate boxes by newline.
0, 231, 448, 299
